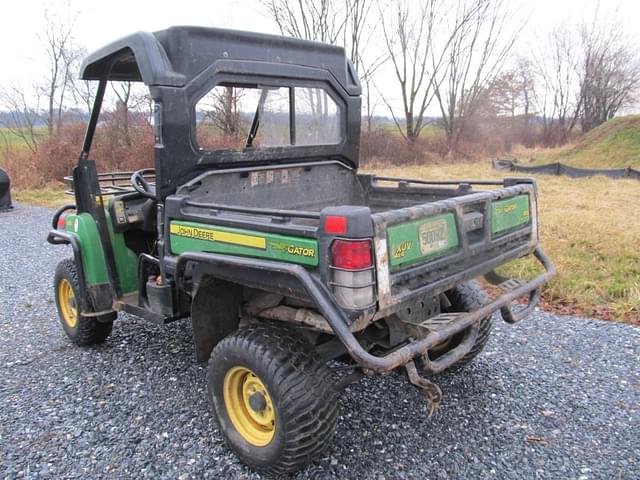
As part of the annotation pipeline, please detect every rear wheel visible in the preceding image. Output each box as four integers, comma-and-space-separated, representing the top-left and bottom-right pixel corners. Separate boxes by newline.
207, 323, 338, 476
426, 281, 492, 371
54, 258, 113, 346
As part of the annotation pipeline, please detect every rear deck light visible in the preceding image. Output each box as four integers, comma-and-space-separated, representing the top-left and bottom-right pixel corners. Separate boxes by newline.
330, 239, 375, 309
57, 214, 67, 229
324, 215, 348, 234
330, 240, 372, 270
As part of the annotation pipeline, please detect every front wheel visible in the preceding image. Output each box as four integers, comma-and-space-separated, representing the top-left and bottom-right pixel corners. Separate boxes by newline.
207, 323, 339, 476
54, 258, 113, 346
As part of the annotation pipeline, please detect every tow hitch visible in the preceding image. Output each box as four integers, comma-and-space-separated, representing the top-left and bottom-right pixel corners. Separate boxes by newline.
405, 361, 443, 417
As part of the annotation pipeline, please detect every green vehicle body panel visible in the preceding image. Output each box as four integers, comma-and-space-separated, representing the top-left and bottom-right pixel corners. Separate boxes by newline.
490, 195, 530, 235
63, 213, 108, 284
169, 220, 319, 267
386, 213, 459, 269
63, 212, 138, 293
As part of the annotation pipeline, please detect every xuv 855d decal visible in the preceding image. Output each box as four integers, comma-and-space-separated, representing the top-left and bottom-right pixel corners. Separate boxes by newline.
169, 221, 319, 266
387, 213, 459, 269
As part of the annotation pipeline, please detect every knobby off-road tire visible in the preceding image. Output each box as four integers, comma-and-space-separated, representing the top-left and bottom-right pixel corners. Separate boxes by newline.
427, 281, 493, 372
54, 258, 113, 346
207, 323, 339, 476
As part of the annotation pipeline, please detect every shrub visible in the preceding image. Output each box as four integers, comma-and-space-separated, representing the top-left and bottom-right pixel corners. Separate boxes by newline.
360, 128, 448, 167
0, 112, 155, 189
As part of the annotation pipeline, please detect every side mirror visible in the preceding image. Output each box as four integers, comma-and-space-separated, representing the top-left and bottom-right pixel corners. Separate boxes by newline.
0, 168, 12, 211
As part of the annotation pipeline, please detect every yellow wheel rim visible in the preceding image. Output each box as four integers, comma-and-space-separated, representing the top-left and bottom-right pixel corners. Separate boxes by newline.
223, 366, 276, 446
58, 278, 78, 328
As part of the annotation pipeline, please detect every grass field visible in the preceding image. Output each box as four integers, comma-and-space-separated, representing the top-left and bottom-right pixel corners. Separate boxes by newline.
13, 164, 640, 324
0, 128, 24, 147
0, 127, 45, 150
13, 188, 70, 208
377, 122, 443, 139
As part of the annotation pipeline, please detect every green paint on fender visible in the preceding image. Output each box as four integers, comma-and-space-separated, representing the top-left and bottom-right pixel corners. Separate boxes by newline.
491, 195, 530, 235
387, 213, 459, 269
63, 211, 138, 294
105, 210, 139, 293
64, 213, 108, 285
169, 220, 319, 267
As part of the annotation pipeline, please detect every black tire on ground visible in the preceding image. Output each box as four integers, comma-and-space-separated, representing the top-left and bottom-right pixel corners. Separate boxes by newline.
53, 258, 113, 346
207, 323, 339, 476
427, 281, 492, 371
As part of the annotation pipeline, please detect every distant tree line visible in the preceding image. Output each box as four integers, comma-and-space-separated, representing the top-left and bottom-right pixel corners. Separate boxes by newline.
262, 0, 640, 153
0, 4, 152, 157
1, 0, 639, 175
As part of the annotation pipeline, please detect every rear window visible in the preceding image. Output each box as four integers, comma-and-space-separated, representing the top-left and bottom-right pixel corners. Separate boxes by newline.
195, 84, 342, 151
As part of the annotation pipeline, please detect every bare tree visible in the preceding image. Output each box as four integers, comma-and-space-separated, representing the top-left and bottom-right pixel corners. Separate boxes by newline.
112, 82, 134, 146
534, 26, 580, 145
0, 85, 44, 153
378, 0, 452, 141
515, 56, 535, 130
486, 70, 525, 118
135, 90, 155, 127
433, 0, 521, 153
484, 60, 535, 120
345, 0, 368, 72
467, 58, 538, 149
71, 48, 96, 117
38, 3, 81, 135
530, 8, 640, 146
260, 0, 382, 69
344, 0, 387, 132
260, 0, 386, 133
200, 86, 242, 137
107, 81, 155, 149
362, 71, 383, 133
576, 11, 640, 132
0, 3, 80, 154
261, 0, 347, 44
73, 80, 97, 117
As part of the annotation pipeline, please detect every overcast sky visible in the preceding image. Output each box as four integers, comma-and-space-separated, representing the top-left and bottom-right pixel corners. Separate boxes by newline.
1, 0, 638, 114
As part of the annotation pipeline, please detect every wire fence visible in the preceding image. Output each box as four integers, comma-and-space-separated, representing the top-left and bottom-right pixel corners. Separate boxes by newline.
493, 159, 640, 181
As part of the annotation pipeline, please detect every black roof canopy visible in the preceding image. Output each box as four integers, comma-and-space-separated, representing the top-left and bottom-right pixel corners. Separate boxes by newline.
80, 26, 361, 95
80, 26, 363, 189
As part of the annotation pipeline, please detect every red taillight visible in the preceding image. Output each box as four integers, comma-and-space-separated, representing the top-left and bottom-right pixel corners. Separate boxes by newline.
324, 215, 348, 234
330, 240, 373, 270
57, 214, 66, 229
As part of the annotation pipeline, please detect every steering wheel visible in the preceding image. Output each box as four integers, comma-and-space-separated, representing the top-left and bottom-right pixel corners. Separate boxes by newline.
130, 168, 157, 199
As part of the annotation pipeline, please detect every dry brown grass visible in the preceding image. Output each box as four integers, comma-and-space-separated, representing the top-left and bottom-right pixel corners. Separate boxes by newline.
368, 162, 640, 324
13, 188, 69, 209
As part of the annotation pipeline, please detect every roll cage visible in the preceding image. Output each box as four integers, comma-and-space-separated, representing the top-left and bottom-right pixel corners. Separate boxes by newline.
77, 26, 362, 202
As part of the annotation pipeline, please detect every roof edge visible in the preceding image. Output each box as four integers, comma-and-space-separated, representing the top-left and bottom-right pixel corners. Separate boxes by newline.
79, 31, 185, 86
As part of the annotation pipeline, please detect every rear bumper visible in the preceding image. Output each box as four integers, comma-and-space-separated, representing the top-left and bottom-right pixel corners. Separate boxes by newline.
316, 247, 555, 372
174, 246, 555, 373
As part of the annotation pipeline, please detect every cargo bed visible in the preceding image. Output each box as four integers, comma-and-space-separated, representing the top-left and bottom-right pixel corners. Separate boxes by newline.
164, 160, 540, 323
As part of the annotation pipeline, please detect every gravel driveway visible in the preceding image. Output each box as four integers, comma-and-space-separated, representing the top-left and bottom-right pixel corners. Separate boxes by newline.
1, 205, 638, 479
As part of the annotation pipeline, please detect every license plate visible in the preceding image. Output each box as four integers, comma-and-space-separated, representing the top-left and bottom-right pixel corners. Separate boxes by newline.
418, 219, 449, 255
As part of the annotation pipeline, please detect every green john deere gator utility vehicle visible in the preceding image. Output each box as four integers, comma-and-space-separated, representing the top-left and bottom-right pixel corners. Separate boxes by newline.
48, 27, 555, 475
